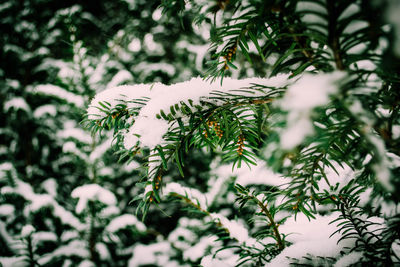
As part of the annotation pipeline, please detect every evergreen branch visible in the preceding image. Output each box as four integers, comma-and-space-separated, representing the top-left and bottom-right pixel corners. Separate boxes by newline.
235, 184, 285, 251
169, 192, 210, 215
252, 196, 285, 250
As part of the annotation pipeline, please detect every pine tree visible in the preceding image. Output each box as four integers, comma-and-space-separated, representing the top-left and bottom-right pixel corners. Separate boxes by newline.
86, 0, 400, 266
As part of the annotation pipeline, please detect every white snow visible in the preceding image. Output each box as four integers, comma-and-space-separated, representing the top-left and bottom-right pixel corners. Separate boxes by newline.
100, 206, 121, 217
4, 97, 30, 112
96, 243, 110, 260
348, 99, 375, 126
88, 75, 289, 150
0, 257, 25, 267
63, 141, 88, 160
315, 160, 354, 194
343, 21, 369, 35
200, 248, 240, 267
233, 160, 287, 187
167, 226, 197, 250
33, 104, 57, 118
144, 33, 163, 53
89, 137, 112, 162
78, 260, 95, 267
177, 40, 209, 69
280, 116, 314, 149
209, 213, 251, 245
133, 62, 176, 77
152, 8, 163, 21
206, 171, 231, 205
128, 241, 172, 267
353, 59, 376, 70
42, 178, 57, 197
183, 236, 218, 261
88, 54, 109, 86
0, 162, 13, 172
71, 184, 117, 214
163, 182, 208, 211
87, 84, 151, 120
124, 115, 170, 148
21, 224, 35, 238
0, 204, 15, 216
34, 84, 85, 108
269, 212, 354, 266
32, 231, 58, 243
61, 230, 79, 242
106, 214, 146, 232
2, 179, 85, 231
334, 251, 363, 267
6, 79, 20, 89
106, 70, 133, 88
163, 180, 258, 247
278, 72, 345, 149
57, 127, 92, 144
128, 38, 141, 52
123, 161, 141, 172
38, 240, 89, 265
392, 240, 400, 263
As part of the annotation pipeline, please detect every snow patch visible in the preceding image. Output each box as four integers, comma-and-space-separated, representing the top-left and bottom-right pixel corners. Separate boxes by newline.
58, 128, 92, 144
33, 104, 57, 118
71, 184, 117, 214
106, 214, 146, 233
0, 204, 14, 217
128, 38, 141, 52
35, 84, 85, 107
163, 182, 208, 211
106, 70, 133, 88
183, 236, 218, 262
209, 213, 251, 245
269, 212, 353, 266
4, 97, 30, 112
200, 248, 240, 267
128, 241, 172, 267
334, 251, 363, 267
21, 224, 35, 238
279, 72, 345, 149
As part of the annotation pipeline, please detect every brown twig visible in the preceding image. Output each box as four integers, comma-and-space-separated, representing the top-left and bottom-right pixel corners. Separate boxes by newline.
253, 196, 285, 250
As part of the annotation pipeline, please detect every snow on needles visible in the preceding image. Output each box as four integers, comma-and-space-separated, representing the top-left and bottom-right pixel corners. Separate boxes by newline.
163, 182, 257, 247
71, 184, 117, 214
209, 213, 251, 245
278, 71, 345, 149
4, 97, 31, 113
2, 180, 85, 231
35, 84, 85, 108
106, 214, 146, 233
21, 224, 35, 238
87, 75, 289, 150
87, 73, 347, 151
269, 212, 354, 266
